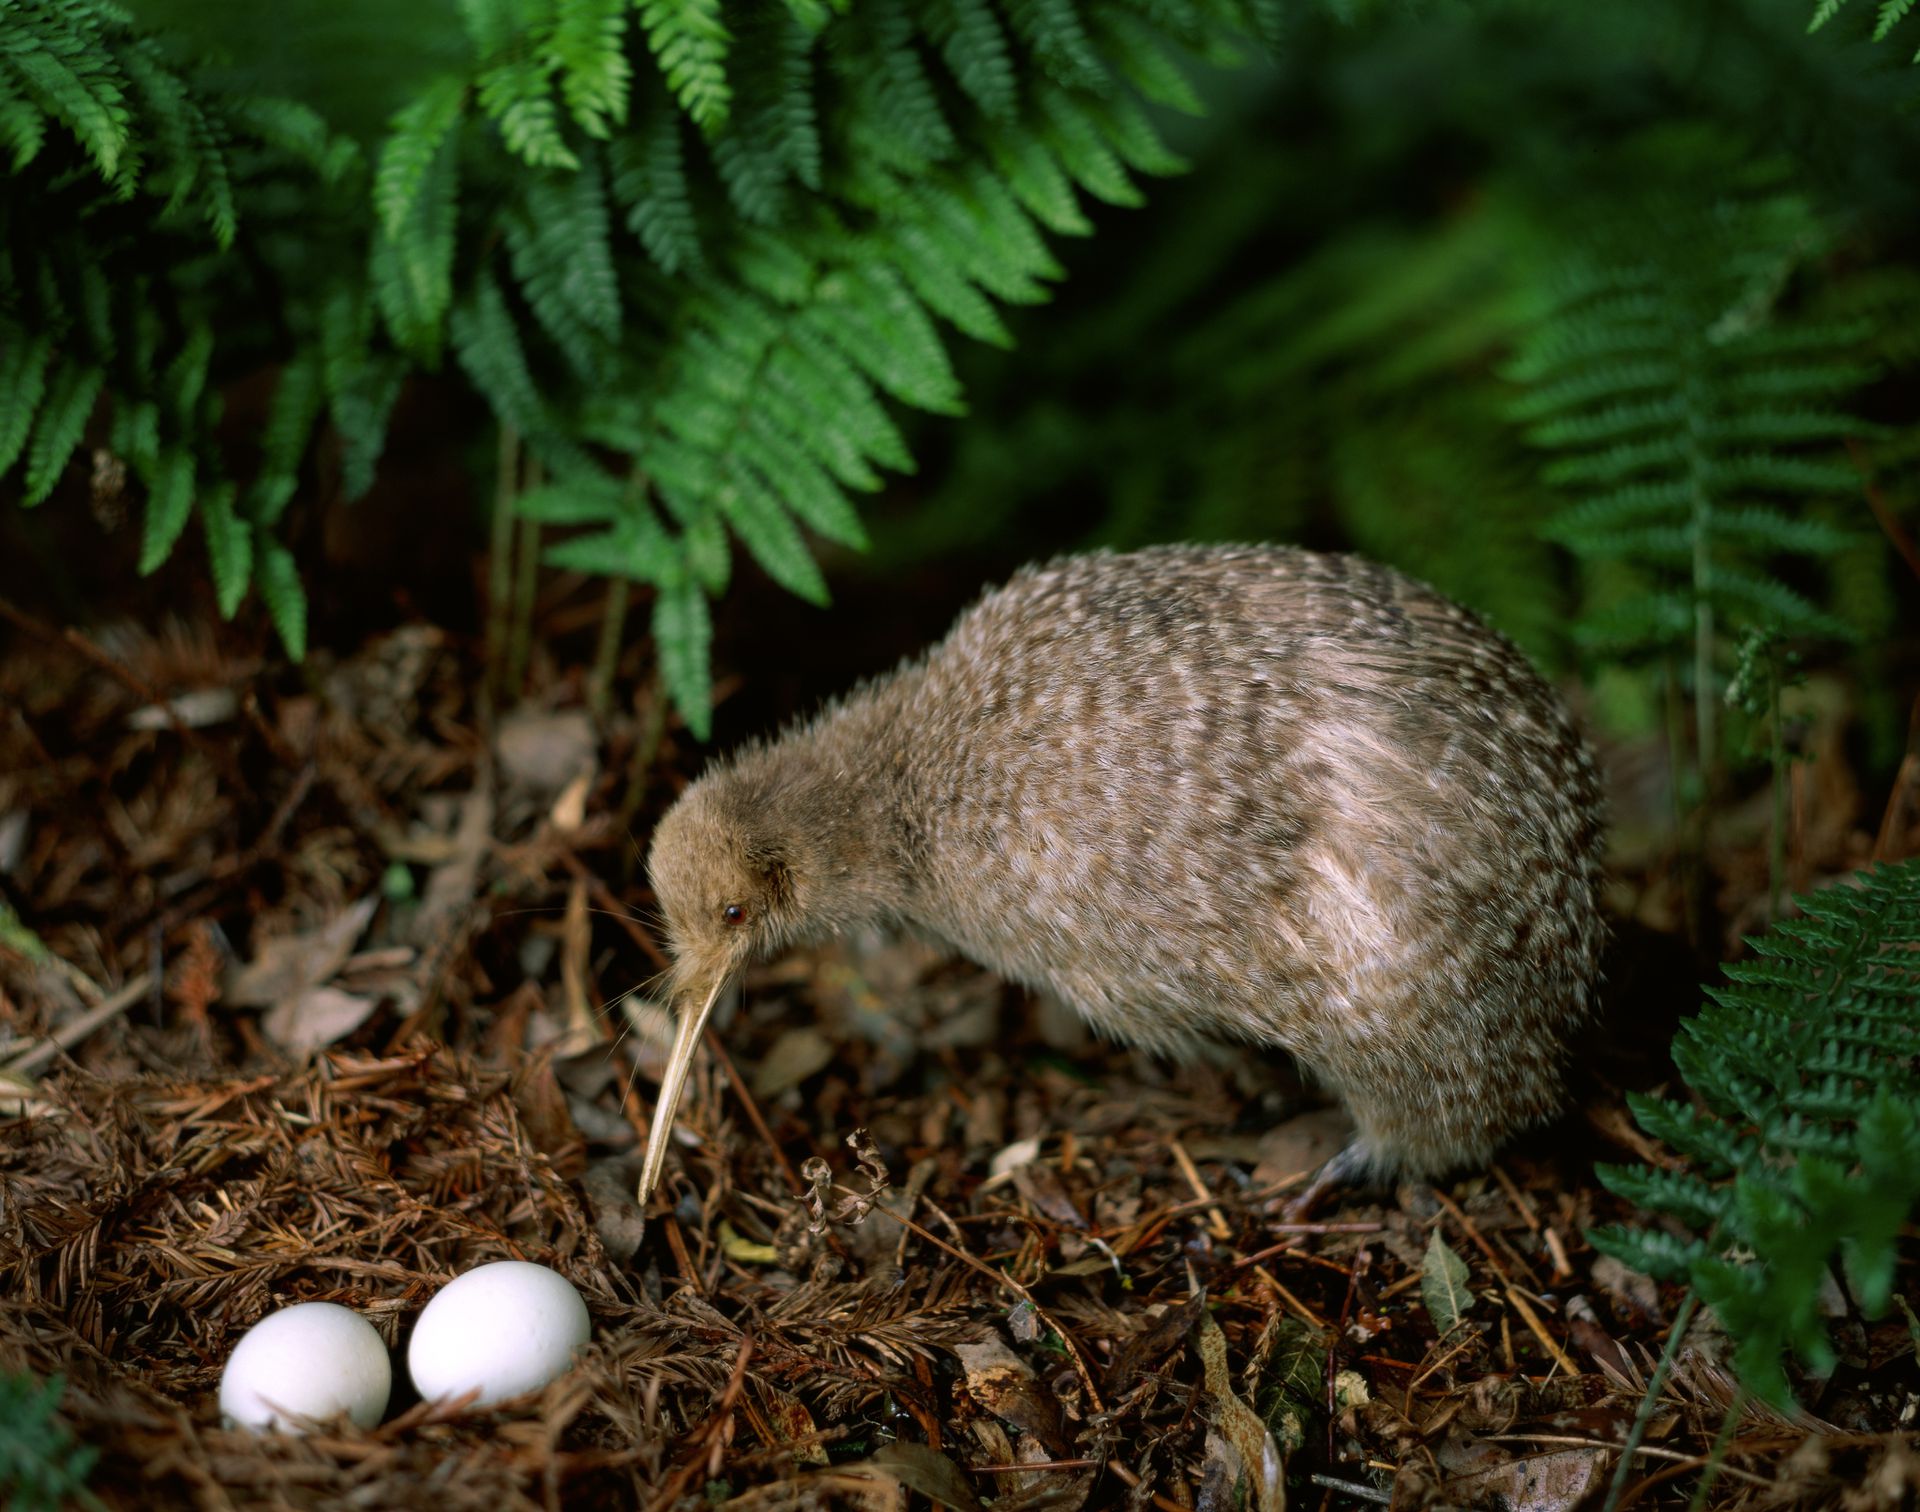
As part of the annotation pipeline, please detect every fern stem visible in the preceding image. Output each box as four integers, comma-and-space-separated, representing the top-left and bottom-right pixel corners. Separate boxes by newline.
1602, 1288, 1699, 1512
1682, 355, 1717, 794
615, 669, 667, 887
1769, 660, 1786, 920
1687, 1387, 1747, 1512
589, 579, 630, 719
507, 454, 543, 698
1666, 661, 1704, 948
487, 425, 521, 702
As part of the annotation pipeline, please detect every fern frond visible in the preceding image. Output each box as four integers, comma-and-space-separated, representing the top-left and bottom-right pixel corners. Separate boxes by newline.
985, 123, 1091, 234
653, 576, 713, 738
254, 532, 308, 660
138, 445, 195, 573
610, 108, 704, 274
1, 16, 132, 182
197, 481, 251, 618
813, 264, 964, 413
928, 0, 1017, 118
372, 123, 461, 362
478, 55, 580, 170
717, 458, 831, 603
251, 350, 326, 524
374, 75, 467, 238
1594, 859, 1920, 1406
639, 0, 733, 133
0, 325, 54, 478
546, 0, 631, 136
22, 360, 102, 506
504, 150, 622, 377
1035, 84, 1142, 206
451, 266, 548, 439
1006, 0, 1110, 89
841, 0, 956, 168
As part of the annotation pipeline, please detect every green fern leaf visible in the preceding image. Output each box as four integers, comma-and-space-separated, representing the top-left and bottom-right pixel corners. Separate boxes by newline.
115, 39, 200, 222
930, 0, 1017, 118
542, 523, 672, 580
504, 151, 622, 377
139, 445, 195, 573
0, 325, 53, 478
1036, 85, 1141, 206
888, 222, 1015, 346
181, 89, 236, 247
782, 0, 837, 34
161, 325, 215, 429
455, 0, 519, 58
246, 352, 323, 524
680, 502, 731, 592
372, 126, 461, 362
717, 460, 830, 603
1006, 0, 1109, 89
1084, 90, 1188, 175
451, 267, 546, 438
374, 75, 467, 238
1571, 590, 1691, 653
198, 481, 251, 618
652, 576, 713, 738
227, 94, 357, 182
331, 355, 406, 501
1711, 567, 1853, 639
478, 55, 579, 170
547, 0, 631, 136
1593, 860, 1920, 1406
779, 320, 915, 473
610, 109, 704, 273
777, 19, 822, 191
110, 398, 159, 475
713, 117, 794, 225
3, 28, 130, 182
1098, 9, 1203, 113
1586, 1224, 1708, 1284
1874, 0, 1918, 37
738, 413, 870, 548
732, 227, 818, 304
22, 360, 102, 506
813, 264, 963, 413
0, 65, 50, 168
840, 0, 956, 167
639, 0, 733, 133
254, 531, 308, 660
986, 124, 1091, 235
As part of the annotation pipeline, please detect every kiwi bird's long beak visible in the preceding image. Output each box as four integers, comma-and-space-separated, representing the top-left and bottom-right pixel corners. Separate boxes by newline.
637, 974, 728, 1207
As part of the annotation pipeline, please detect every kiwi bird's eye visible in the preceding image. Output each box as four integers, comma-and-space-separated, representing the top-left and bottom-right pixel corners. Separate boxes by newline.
722, 903, 747, 925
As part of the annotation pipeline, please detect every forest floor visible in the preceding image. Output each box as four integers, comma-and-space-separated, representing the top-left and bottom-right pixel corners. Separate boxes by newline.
1, 595, 1917, 1512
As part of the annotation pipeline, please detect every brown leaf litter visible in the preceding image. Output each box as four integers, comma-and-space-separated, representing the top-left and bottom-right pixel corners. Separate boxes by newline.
1, 612, 1916, 1510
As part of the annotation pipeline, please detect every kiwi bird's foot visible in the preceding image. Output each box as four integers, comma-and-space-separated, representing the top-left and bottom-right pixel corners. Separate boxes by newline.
1282, 1139, 1380, 1221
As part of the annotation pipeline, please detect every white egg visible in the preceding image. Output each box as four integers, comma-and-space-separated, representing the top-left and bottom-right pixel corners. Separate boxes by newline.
407, 1261, 591, 1408
219, 1302, 391, 1432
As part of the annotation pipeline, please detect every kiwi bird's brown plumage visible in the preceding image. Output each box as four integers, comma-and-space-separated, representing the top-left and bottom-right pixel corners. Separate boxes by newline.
644, 544, 1605, 1189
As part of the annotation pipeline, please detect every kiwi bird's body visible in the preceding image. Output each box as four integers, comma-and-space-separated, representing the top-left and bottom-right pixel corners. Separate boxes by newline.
644, 544, 1606, 1188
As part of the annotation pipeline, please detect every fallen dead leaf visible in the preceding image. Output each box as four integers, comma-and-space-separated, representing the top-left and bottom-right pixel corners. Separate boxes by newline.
750, 1025, 836, 1100
228, 896, 379, 1008
262, 985, 379, 1053
496, 708, 597, 794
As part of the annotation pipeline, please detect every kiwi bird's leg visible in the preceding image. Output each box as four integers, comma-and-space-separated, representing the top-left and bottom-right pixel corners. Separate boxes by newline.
1284, 1139, 1379, 1221
637, 975, 728, 1206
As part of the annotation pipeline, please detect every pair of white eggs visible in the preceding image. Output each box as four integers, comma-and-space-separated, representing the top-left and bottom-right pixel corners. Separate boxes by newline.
218, 1261, 590, 1432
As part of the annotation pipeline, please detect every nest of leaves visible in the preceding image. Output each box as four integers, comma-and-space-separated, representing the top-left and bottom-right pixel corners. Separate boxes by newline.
2, 612, 1917, 1511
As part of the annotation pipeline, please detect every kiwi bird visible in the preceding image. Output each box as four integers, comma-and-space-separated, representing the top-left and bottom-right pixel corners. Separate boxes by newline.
638, 544, 1606, 1205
